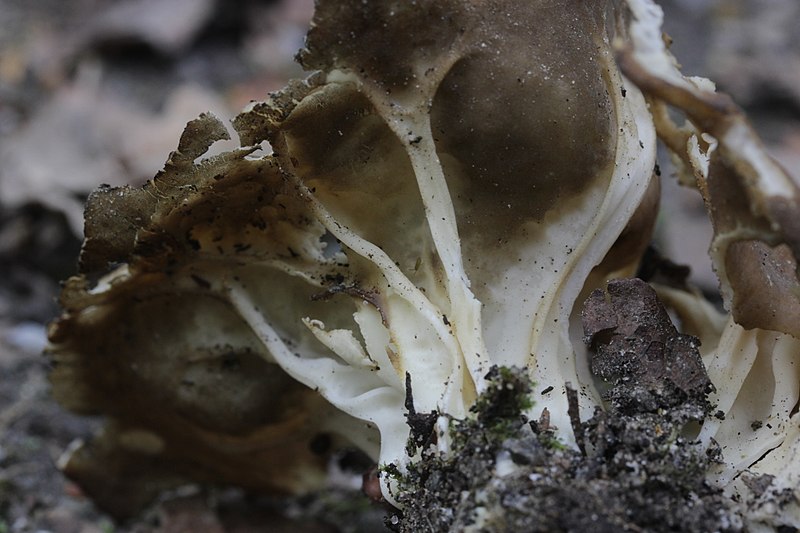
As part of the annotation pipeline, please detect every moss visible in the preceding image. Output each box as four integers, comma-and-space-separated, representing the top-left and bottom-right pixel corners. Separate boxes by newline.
465, 366, 534, 444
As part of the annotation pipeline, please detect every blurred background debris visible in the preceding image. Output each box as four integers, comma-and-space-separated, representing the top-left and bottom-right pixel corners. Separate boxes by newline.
0, 0, 797, 531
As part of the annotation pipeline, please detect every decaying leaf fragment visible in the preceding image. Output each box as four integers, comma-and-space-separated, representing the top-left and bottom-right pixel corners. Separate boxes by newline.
583, 278, 713, 415
47, 0, 800, 528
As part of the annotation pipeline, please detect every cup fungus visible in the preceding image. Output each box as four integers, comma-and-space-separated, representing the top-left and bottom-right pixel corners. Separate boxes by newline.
48, 0, 800, 528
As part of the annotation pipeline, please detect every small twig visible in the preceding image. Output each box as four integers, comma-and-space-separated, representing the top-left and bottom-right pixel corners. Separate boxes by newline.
565, 382, 586, 456
312, 283, 388, 326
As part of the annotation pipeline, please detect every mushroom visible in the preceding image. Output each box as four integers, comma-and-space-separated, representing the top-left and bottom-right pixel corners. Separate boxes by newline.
48, 0, 800, 526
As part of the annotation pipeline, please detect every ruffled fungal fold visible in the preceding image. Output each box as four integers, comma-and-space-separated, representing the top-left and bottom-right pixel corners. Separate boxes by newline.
48, 0, 800, 527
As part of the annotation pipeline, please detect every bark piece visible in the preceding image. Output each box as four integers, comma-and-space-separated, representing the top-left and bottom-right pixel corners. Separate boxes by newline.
582, 278, 713, 415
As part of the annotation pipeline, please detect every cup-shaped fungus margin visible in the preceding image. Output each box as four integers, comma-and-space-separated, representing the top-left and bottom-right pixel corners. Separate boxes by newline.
620, 0, 800, 527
